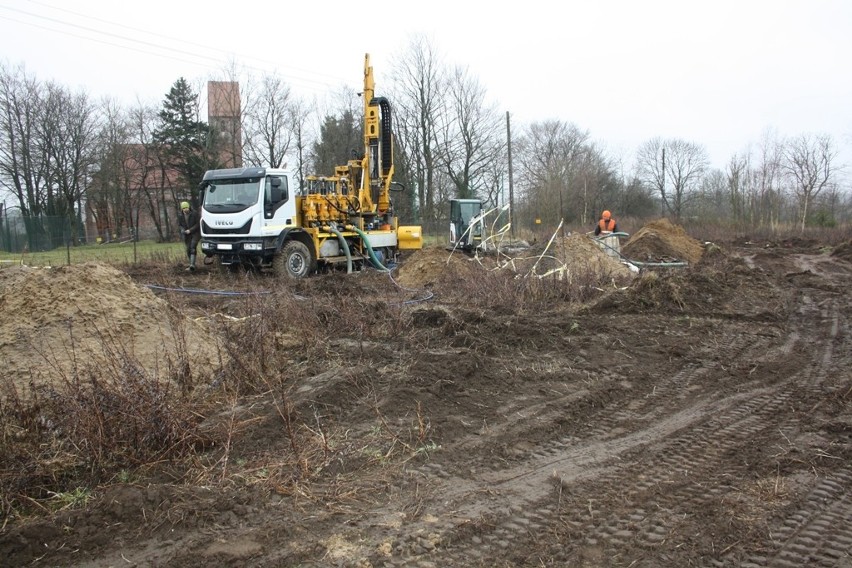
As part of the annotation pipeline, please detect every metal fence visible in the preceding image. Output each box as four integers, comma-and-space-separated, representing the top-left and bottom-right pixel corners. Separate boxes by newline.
0, 214, 161, 253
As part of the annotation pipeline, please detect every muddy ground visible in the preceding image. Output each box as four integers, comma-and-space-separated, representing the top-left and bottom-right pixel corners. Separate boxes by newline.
1, 225, 851, 567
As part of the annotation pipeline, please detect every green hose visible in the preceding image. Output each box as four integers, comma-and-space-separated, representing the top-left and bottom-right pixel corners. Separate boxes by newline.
328, 224, 352, 274
349, 225, 390, 271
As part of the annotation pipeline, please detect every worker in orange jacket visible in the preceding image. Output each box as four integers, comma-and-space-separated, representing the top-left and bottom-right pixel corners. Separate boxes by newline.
594, 210, 618, 236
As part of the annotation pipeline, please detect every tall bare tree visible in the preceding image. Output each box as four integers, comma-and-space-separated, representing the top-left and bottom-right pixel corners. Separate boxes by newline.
754, 129, 785, 229
636, 137, 708, 221
287, 96, 313, 191
391, 35, 445, 226
129, 100, 175, 241
0, 64, 100, 248
725, 152, 749, 227
243, 74, 293, 168
514, 120, 589, 227
782, 133, 837, 232
0, 64, 48, 220
574, 142, 617, 226
40, 83, 99, 244
88, 97, 131, 242
439, 65, 504, 202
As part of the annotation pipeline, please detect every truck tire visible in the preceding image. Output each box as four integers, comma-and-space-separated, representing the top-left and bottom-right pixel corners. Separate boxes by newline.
275, 240, 315, 278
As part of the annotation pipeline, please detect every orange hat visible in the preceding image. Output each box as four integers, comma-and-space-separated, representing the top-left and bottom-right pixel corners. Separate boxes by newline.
602, 210, 612, 220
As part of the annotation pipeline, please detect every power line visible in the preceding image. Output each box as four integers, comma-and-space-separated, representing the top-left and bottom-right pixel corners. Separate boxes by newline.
22, 0, 353, 87
0, 13, 220, 73
0, 1, 359, 95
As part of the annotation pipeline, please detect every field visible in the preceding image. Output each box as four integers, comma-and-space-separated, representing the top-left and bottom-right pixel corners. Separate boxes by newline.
1, 220, 851, 567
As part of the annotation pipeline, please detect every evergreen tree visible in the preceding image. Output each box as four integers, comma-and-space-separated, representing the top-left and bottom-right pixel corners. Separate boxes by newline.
153, 78, 217, 203
311, 109, 361, 175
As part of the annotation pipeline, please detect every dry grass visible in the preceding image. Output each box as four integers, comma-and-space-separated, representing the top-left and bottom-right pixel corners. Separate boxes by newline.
0, 347, 207, 522
434, 258, 631, 311
0, 249, 631, 526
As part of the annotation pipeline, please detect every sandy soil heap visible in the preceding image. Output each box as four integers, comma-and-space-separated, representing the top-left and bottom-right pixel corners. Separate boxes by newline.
622, 218, 705, 264
0, 262, 223, 393
395, 234, 633, 288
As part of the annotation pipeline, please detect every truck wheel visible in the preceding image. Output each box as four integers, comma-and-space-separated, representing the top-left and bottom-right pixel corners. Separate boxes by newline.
275, 241, 315, 278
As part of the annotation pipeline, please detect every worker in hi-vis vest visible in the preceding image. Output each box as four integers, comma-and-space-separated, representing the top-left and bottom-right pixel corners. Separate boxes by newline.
594, 210, 618, 236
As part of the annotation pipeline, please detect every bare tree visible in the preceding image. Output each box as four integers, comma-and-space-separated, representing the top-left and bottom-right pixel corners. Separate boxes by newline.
0, 64, 99, 248
753, 128, 784, 229
697, 168, 728, 221
287, 95, 314, 191
243, 74, 293, 168
514, 120, 589, 227
0, 63, 49, 219
88, 97, 131, 242
725, 152, 749, 227
40, 83, 99, 244
574, 143, 616, 226
438, 65, 504, 201
636, 137, 708, 221
391, 35, 446, 227
782, 133, 837, 232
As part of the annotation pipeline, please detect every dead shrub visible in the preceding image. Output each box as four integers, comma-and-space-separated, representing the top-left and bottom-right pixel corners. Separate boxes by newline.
0, 348, 208, 524
435, 261, 631, 312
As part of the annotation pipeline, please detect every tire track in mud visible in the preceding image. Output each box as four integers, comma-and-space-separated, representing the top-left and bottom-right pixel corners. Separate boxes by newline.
449, 323, 772, 477
379, 288, 850, 566
381, 374, 798, 566
736, 469, 852, 568
717, 295, 852, 568
414, 385, 798, 567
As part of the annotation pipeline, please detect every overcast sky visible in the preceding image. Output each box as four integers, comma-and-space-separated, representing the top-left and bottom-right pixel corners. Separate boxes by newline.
1, 0, 851, 174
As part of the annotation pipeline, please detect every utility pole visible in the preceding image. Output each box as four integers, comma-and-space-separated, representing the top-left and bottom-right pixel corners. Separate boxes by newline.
661, 146, 666, 217
506, 111, 515, 240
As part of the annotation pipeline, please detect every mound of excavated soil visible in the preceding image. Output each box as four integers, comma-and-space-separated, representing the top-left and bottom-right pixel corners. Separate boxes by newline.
395, 235, 634, 288
588, 251, 785, 319
394, 247, 478, 288
831, 240, 852, 262
622, 218, 704, 264
0, 263, 224, 394
514, 233, 633, 281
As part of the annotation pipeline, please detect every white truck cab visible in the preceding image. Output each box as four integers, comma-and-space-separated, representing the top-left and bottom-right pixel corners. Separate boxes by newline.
199, 167, 300, 271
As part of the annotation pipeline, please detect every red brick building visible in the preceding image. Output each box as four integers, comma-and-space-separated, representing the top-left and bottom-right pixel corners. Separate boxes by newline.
85, 81, 241, 243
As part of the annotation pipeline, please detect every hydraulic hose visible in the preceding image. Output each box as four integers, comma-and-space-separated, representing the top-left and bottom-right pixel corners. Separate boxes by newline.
596, 231, 630, 240
629, 260, 689, 268
348, 225, 389, 271
145, 284, 270, 296
328, 224, 353, 274
591, 231, 630, 260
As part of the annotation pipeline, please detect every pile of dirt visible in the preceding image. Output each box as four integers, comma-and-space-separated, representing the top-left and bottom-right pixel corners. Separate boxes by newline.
517, 233, 633, 281
831, 239, 852, 262
0, 262, 223, 393
622, 218, 705, 264
395, 235, 633, 289
393, 246, 478, 288
589, 250, 785, 319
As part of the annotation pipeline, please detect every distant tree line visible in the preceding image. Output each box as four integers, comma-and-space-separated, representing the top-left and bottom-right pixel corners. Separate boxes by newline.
1, 37, 849, 251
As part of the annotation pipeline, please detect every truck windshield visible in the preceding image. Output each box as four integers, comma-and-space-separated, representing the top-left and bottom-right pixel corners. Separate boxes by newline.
203, 178, 260, 208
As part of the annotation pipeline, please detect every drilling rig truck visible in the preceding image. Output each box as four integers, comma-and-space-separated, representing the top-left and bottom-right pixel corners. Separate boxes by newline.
198, 53, 422, 278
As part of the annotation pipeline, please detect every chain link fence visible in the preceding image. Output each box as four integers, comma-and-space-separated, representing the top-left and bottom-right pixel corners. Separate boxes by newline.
0, 214, 161, 253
